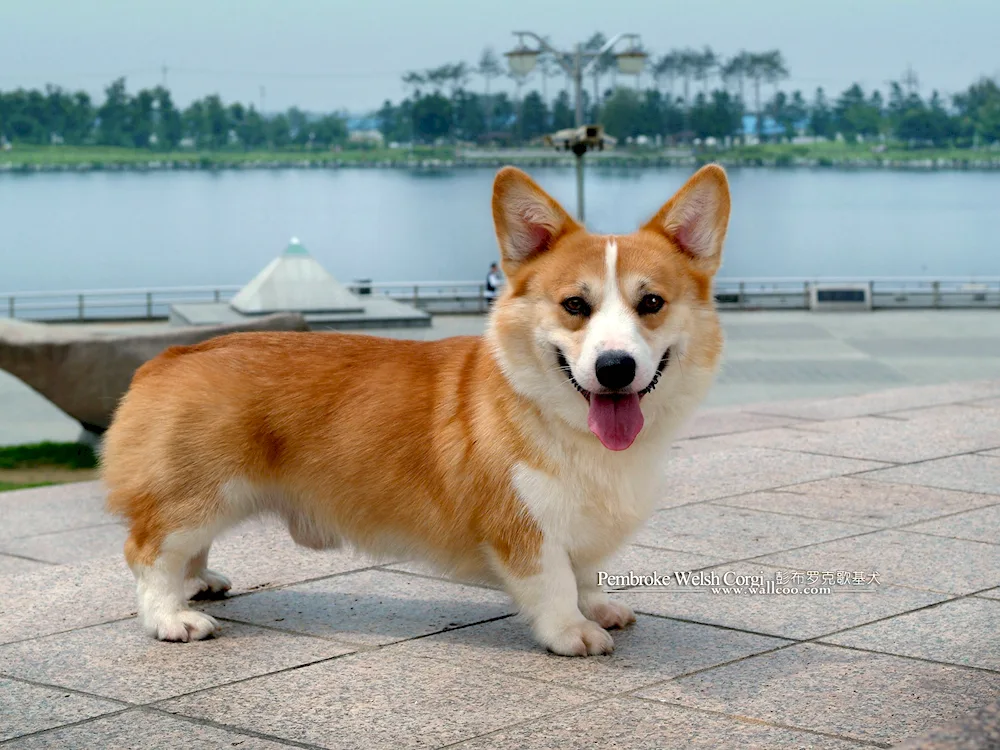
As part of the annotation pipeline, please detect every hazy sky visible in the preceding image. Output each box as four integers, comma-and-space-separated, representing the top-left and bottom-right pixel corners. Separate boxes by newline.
2, 0, 997, 114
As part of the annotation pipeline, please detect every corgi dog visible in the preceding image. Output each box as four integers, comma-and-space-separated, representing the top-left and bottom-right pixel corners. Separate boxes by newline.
101, 164, 730, 656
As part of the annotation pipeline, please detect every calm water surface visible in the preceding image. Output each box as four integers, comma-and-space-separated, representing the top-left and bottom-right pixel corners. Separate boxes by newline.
1, 167, 998, 292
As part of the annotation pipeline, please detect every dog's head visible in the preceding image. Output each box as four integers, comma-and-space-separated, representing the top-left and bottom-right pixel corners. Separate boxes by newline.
487, 165, 730, 451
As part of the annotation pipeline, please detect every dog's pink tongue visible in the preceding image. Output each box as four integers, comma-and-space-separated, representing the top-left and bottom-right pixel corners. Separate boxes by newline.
587, 393, 644, 451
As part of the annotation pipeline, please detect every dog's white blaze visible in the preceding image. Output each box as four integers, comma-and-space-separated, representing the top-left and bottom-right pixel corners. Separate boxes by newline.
576, 238, 655, 392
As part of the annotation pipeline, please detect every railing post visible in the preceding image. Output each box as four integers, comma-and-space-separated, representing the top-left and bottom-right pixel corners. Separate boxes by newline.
479, 284, 485, 313
413, 285, 419, 306
738, 281, 745, 310
932, 280, 941, 308
7, 296, 13, 319
146, 292, 153, 319
803, 282, 810, 309
214, 289, 221, 303
78, 294, 85, 320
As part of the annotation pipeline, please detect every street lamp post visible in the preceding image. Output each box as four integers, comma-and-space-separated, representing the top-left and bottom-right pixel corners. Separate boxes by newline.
505, 32, 647, 222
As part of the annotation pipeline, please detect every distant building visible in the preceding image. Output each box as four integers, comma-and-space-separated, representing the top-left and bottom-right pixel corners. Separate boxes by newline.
346, 115, 384, 146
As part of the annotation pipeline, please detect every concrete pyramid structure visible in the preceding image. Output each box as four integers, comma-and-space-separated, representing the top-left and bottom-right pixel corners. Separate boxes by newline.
230, 238, 363, 314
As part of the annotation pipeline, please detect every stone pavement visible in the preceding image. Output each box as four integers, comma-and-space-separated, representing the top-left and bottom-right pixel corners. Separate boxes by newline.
1, 380, 1000, 748
5, 309, 1000, 446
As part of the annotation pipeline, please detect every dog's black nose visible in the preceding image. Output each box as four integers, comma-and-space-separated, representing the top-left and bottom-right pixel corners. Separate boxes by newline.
595, 350, 636, 390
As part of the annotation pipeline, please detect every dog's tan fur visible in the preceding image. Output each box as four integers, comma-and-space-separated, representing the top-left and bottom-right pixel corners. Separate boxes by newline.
102, 164, 731, 654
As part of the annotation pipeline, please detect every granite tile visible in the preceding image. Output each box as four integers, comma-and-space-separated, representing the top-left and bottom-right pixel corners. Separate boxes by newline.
977, 588, 1000, 601
3, 709, 295, 749
904, 504, 1000, 545
980, 449, 1000, 457
716, 477, 997, 528
638, 643, 1000, 746
749, 381, 1000, 421
618, 561, 947, 640
863, 455, 1000, 496
392, 614, 788, 693
676, 408, 807, 440
0, 482, 108, 542
822, 598, 1000, 671
0, 522, 380, 646
0, 523, 127, 565
0, 678, 121, 742
711, 411, 1000, 463
451, 696, 869, 749
659, 447, 886, 505
0, 556, 136, 646
759, 529, 1000, 595
634, 504, 868, 559
0, 619, 352, 703
203, 569, 511, 646
159, 650, 595, 750
0, 553, 53, 576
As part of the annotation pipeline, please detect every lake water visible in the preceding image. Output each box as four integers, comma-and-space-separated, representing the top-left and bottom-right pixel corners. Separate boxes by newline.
1, 167, 998, 293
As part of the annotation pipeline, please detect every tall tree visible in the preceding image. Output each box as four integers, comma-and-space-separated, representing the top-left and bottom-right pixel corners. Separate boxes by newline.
97, 77, 130, 146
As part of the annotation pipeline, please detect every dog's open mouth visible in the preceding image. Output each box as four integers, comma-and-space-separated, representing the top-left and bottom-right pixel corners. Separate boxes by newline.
555, 348, 671, 451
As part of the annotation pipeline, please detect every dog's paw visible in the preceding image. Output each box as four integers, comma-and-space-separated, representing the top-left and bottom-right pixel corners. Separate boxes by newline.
153, 610, 219, 642
585, 600, 636, 630
539, 619, 614, 657
186, 569, 232, 600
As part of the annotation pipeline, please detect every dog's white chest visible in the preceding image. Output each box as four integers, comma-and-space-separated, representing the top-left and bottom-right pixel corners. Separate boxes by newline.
512, 453, 664, 562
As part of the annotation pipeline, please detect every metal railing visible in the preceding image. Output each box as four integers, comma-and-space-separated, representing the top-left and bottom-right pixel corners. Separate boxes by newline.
2, 277, 1000, 323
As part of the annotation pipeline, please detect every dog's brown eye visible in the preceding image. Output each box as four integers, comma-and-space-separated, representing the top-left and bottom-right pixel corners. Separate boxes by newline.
561, 296, 591, 316
637, 294, 665, 315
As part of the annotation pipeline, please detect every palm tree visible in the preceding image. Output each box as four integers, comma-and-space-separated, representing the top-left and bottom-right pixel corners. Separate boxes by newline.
693, 46, 717, 95
721, 51, 750, 102
746, 50, 789, 141
676, 48, 699, 105
653, 52, 679, 99
477, 47, 502, 135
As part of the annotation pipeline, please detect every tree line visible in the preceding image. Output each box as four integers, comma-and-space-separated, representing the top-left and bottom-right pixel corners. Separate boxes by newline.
0, 77, 347, 150
2, 37, 999, 150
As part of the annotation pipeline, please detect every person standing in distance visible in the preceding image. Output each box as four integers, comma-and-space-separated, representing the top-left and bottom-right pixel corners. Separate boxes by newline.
485, 262, 504, 308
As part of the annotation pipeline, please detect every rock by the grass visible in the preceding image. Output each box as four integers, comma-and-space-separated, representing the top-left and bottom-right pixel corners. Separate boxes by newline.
0, 313, 308, 435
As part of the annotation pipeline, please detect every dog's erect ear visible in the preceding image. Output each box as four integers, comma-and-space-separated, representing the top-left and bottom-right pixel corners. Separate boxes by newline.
492, 167, 581, 275
644, 164, 731, 273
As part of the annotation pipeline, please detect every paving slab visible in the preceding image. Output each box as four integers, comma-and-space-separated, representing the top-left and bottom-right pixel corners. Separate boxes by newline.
0, 482, 107, 541
634, 503, 869, 559
203, 568, 512, 647
0, 553, 53, 576
822, 597, 1000, 671
894, 699, 1000, 750
618, 561, 948, 640
0, 522, 126, 564
0, 677, 122, 743
660, 446, 886, 504
392, 614, 788, 693
759, 529, 1000, 595
715, 476, 998, 529
863, 455, 1000, 497
710, 410, 1000, 463
450, 696, 871, 749
0, 522, 381, 646
0, 618, 352, 704
3, 708, 296, 749
903, 504, 1000, 545
747, 380, 1000, 421
637, 643, 1000, 746
159, 650, 597, 750
675, 407, 808, 440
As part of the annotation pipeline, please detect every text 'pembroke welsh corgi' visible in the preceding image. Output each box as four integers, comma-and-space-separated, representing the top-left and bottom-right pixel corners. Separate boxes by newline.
101, 164, 730, 656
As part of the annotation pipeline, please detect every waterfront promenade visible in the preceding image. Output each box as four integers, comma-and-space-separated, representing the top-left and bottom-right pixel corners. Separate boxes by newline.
3, 309, 1000, 446
2, 308, 1000, 747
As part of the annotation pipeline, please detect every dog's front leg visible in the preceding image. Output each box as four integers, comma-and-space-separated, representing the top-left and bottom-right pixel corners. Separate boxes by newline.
497, 539, 614, 656
573, 561, 636, 630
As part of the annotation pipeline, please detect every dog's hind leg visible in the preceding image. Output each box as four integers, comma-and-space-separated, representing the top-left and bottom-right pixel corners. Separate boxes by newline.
126, 525, 221, 642
184, 545, 232, 600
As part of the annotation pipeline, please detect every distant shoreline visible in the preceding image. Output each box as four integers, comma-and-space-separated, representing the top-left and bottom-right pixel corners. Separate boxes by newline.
3, 145, 1000, 173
